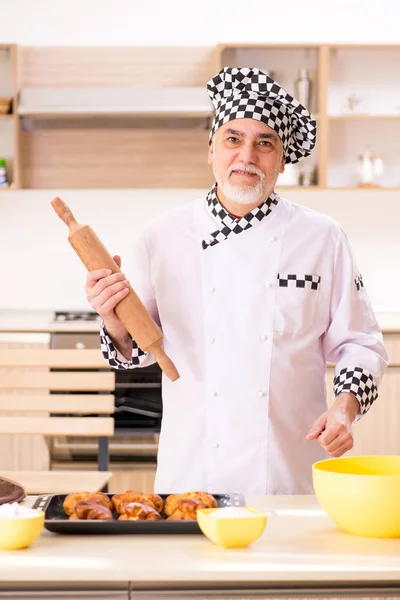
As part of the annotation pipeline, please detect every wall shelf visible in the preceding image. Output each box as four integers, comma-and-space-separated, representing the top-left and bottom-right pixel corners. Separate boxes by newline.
18, 86, 213, 120
2, 44, 399, 190
329, 114, 400, 120
217, 44, 400, 190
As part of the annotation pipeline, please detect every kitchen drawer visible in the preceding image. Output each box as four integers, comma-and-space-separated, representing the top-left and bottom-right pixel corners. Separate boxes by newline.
50, 332, 101, 350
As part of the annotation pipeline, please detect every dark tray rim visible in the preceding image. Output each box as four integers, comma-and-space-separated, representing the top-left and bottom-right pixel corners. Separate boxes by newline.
33, 492, 246, 535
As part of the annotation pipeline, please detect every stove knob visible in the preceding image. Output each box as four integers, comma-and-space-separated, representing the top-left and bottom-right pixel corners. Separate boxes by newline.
75, 342, 86, 350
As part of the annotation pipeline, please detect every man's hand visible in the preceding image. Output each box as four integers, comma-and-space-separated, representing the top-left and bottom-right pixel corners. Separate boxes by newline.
306, 393, 359, 458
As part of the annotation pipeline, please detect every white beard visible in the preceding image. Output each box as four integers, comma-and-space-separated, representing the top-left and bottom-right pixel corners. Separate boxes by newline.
212, 159, 268, 206
219, 178, 266, 205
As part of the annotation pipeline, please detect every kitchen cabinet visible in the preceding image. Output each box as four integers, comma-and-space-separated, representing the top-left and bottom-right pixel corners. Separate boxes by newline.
1, 43, 397, 190
217, 44, 400, 190
0, 333, 50, 471
17, 46, 215, 190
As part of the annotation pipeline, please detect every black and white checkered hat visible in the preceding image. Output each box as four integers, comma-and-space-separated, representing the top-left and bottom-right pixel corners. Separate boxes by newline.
207, 67, 317, 164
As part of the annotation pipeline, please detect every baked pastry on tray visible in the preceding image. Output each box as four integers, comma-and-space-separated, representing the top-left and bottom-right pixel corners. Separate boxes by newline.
69, 500, 113, 520
117, 502, 162, 521
63, 491, 113, 515
164, 491, 217, 517
112, 491, 164, 514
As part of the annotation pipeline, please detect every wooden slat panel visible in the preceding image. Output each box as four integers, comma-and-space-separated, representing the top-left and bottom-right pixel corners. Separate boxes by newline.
0, 416, 114, 436
0, 371, 115, 391
0, 348, 110, 368
20, 47, 216, 87
21, 128, 213, 189
0, 394, 114, 413
0, 338, 50, 472
0, 470, 112, 494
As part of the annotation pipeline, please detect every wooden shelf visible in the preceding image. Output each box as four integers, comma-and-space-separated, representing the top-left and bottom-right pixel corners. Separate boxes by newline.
17, 86, 213, 120
6, 44, 400, 190
328, 186, 400, 191
329, 114, 400, 120
276, 186, 322, 191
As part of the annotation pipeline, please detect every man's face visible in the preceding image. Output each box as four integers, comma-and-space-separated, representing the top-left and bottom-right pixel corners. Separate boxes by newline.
208, 118, 285, 206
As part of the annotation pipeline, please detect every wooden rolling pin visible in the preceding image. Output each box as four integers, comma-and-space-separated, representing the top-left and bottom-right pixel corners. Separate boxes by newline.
51, 197, 179, 382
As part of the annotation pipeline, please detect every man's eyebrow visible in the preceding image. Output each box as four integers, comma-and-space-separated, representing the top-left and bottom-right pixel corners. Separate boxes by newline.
224, 128, 278, 140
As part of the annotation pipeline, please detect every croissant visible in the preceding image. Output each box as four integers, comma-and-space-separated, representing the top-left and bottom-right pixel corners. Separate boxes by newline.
117, 502, 162, 521
63, 492, 92, 516
166, 498, 207, 521
112, 491, 143, 513
85, 492, 113, 512
74, 500, 113, 520
164, 492, 217, 517
140, 493, 164, 513
112, 491, 163, 514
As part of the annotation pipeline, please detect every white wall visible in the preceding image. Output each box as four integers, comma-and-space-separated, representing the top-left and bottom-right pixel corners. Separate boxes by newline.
1, 0, 400, 46
0, 188, 398, 311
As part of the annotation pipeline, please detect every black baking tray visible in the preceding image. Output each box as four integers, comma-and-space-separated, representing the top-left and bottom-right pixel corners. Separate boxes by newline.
33, 493, 245, 534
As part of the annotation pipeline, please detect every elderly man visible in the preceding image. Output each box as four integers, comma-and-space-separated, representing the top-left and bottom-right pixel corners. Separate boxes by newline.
85, 68, 387, 495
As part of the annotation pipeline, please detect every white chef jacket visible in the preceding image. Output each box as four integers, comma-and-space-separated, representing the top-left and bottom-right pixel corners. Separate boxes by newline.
100, 188, 387, 495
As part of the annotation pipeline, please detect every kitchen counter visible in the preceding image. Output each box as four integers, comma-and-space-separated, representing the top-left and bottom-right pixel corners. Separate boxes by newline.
0, 310, 102, 333
1, 495, 400, 596
1, 309, 400, 333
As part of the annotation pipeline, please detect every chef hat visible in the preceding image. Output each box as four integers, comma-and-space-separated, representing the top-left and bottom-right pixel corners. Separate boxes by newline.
206, 67, 316, 164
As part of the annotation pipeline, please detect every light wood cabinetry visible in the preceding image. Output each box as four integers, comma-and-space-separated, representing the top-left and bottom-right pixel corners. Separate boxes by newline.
0, 333, 50, 471
326, 333, 400, 456
109, 464, 156, 493
17, 46, 216, 190
1, 43, 397, 190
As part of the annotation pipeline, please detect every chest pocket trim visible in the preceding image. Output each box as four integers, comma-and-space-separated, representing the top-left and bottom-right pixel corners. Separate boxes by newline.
277, 274, 321, 291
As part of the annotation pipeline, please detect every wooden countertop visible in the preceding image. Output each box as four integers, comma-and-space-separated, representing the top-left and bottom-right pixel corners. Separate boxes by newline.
1, 310, 400, 334
0, 311, 102, 334
1, 495, 400, 590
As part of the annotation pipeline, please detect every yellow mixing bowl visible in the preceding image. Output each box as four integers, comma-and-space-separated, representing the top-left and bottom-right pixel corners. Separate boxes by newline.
197, 507, 267, 548
313, 455, 400, 538
0, 510, 44, 549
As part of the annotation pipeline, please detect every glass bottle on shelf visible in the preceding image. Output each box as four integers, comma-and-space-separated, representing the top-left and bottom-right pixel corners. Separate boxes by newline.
357, 148, 384, 187
0, 158, 8, 188
295, 68, 312, 111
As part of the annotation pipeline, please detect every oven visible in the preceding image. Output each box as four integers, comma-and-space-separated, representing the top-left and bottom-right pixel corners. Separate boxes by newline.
49, 311, 161, 464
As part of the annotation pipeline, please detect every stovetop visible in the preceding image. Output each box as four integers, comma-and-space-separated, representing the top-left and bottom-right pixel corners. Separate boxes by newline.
53, 311, 101, 323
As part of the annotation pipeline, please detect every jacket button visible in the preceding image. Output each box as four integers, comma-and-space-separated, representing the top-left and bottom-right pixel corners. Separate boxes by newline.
210, 337, 216, 344
260, 334, 268, 342
258, 390, 267, 397
209, 287, 216, 293
269, 236, 277, 242
212, 390, 218, 397
213, 442, 220, 449
265, 281, 272, 288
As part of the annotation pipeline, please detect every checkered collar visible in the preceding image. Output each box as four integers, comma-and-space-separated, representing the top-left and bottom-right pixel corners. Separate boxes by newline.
202, 184, 279, 250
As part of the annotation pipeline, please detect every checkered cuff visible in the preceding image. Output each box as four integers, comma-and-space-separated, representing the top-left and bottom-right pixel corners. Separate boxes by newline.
100, 322, 147, 369
333, 367, 378, 415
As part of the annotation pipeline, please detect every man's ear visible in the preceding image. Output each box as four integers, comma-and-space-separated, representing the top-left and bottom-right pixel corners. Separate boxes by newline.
207, 140, 214, 166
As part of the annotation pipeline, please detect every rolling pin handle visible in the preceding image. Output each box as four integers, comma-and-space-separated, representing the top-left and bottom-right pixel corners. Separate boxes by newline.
51, 197, 79, 230
150, 344, 180, 382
